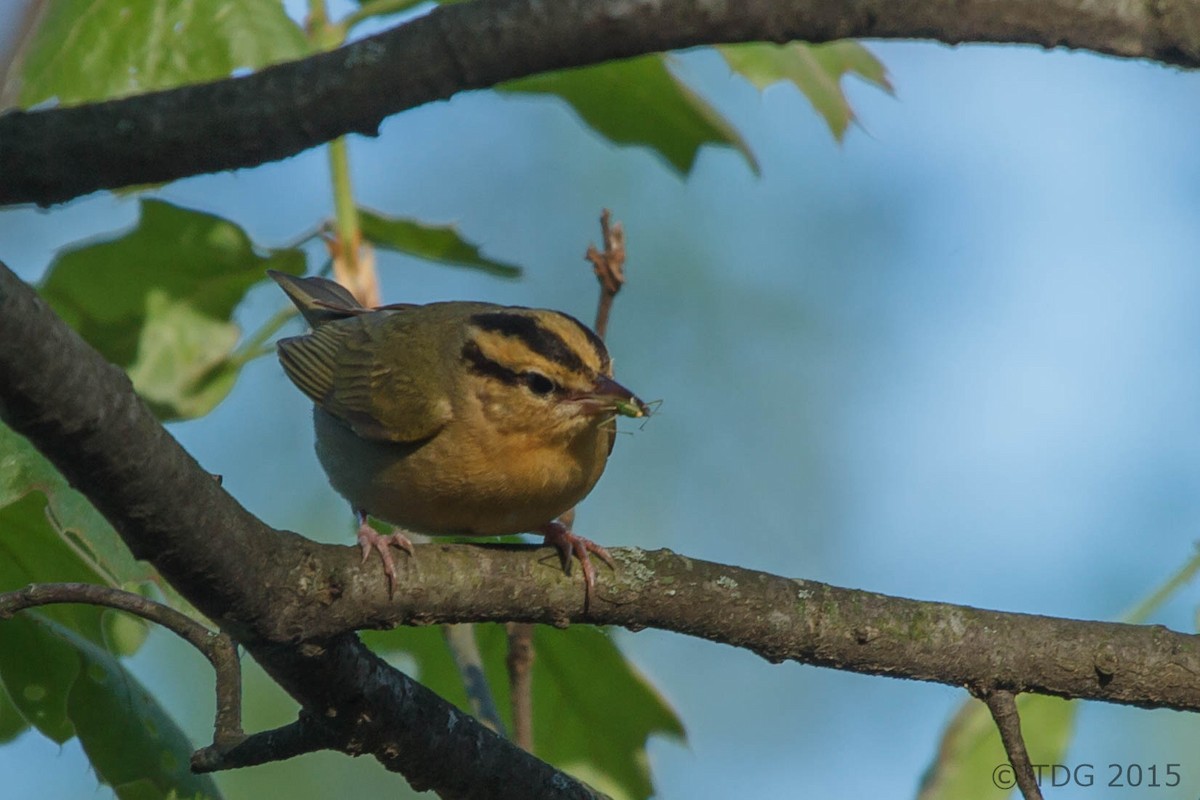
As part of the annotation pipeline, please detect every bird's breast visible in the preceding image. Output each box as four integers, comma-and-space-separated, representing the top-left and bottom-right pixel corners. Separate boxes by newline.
312, 408, 610, 536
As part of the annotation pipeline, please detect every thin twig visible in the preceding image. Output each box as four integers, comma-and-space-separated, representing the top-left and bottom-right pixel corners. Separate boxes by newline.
0, 583, 244, 750
192, 713, 340, 773
977, 687, 1044, 800
505, 622, 536, 752
584, 209, 626, 340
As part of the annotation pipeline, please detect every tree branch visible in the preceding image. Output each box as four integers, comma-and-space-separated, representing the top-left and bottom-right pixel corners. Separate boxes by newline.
191, 714, 340, 774
977, 688, 1043, 800
210, 540, 1200, 714
3, 0, 1199, 206
505, 622, 535, 751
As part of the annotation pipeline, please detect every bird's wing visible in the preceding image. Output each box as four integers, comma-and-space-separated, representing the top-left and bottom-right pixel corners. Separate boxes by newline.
277, 310, 452, 444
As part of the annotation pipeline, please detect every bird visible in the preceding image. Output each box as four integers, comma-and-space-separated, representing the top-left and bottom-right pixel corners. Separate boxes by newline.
268, 270, 648, 602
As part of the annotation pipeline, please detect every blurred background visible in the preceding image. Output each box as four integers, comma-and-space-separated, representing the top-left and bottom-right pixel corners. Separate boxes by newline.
3, 5, 1200, 797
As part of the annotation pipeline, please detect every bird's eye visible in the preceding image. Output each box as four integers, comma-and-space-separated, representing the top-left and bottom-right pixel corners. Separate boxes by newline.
524, 372, 556, 395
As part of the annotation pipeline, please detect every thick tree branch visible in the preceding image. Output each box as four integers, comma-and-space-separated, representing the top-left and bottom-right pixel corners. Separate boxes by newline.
217, 540, 1200, 714
3, 0, 1199, 207
0, 262, 603, 800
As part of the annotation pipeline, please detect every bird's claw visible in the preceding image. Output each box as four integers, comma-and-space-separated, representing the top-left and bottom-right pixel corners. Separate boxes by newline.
356, 515, 414, 597
539, 521, 615, 610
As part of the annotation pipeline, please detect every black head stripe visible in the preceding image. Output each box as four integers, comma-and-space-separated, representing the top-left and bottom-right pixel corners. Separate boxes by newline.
554, 311, 611, 371
461, 340, 522, 385
470, 312, 589, 373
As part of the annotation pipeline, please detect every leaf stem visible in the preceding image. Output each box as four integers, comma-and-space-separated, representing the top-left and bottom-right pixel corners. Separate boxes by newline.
305, 0, 331, 41
1122, 543, 1200, 625
342, 0, 428, 33
280, 222, 326, 251
231, 306, 298, 366
305, 1, 367, 294
327, 136, 360, 275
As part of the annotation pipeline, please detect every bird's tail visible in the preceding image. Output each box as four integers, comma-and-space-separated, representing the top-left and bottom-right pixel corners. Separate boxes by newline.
268, 270, 367, 327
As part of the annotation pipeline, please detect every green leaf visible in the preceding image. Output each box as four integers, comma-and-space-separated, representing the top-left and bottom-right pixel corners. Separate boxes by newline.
0, 614, 222, 800
0, 434, 214, 795
0, 615, 80, 743
0, 379, 203, 634
0, 422, 156, 654
524, 626, 684, 800
720, 41, 892, 141
40, 198, 306, 420
0, 681, 30, 744
358, 209, 522, 278
0, 422, 152, 593
126, 291, 242, 420
917, 695, 1076, 800
4, 0, 307, 108
502, 54, 757, 176
0, 492, 112, 645
103, 591, 155, 658
364, 624, 684, 800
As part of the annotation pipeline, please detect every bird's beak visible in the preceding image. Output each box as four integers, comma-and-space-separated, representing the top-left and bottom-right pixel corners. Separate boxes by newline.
574, 375, 649, 418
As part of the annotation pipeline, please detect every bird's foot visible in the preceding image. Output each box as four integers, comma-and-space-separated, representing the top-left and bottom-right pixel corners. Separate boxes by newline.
538, 520, 615, 610
356, 512, 414, 597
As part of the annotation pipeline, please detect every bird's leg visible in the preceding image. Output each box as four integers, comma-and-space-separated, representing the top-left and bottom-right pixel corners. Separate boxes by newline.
538, 520, 615, 609
355, 509, 414, 597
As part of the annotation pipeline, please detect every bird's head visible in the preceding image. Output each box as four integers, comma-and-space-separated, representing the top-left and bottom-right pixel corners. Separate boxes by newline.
460, 308, 647, 439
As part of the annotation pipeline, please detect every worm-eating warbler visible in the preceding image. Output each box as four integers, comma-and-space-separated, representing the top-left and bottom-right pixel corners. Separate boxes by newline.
269, 270, 647, 598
